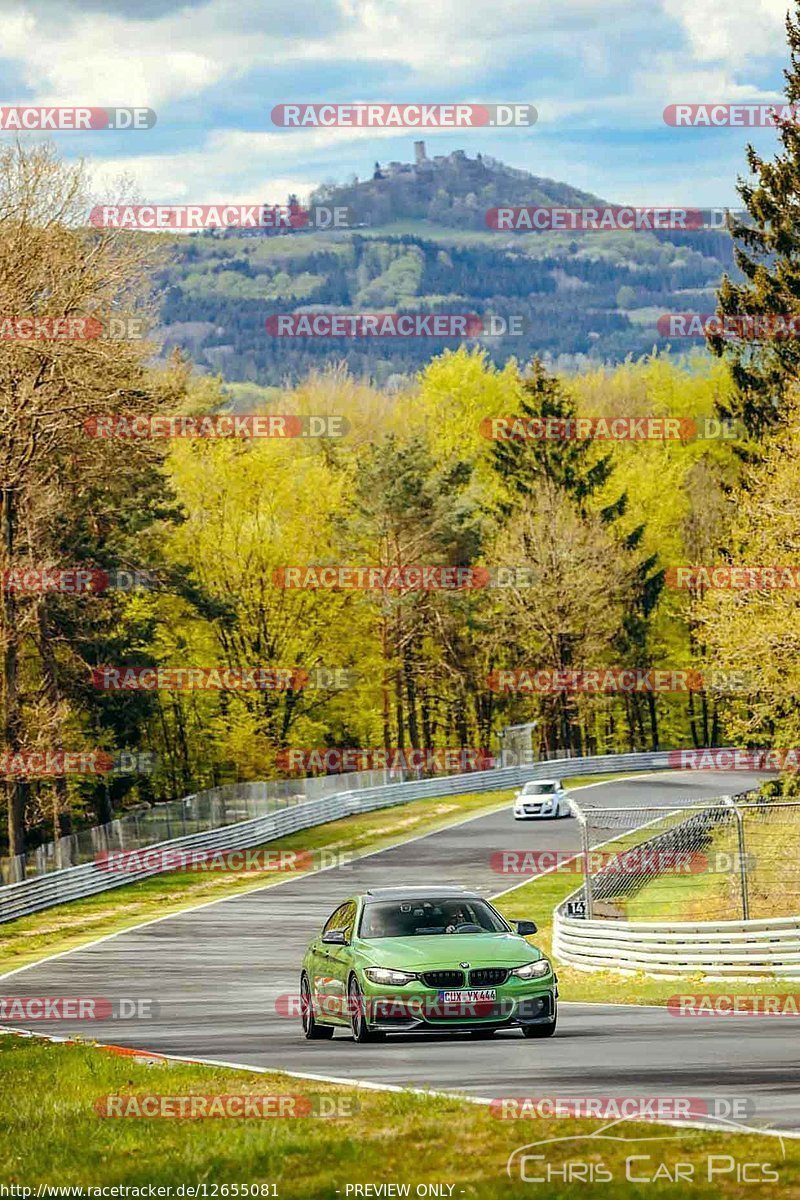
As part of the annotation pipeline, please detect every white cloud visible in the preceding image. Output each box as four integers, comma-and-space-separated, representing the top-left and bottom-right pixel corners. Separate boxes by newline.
1, 3, 335, 107
1, 0, 671, 109
632, 58, 786, 106
86, 124, 495, 205
663, 0, 788, 65
0, 0, 793, 206
89, 152, 317, 208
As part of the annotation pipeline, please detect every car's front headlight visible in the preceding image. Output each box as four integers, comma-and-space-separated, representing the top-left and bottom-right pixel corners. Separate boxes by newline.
511, 958, 552, 980
363, 967, 418, 985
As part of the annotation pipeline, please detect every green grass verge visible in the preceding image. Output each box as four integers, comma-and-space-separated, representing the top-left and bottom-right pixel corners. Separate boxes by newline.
0, 1034, 795, 1197
0, 774, 624, 977
622, 848, 737, 923
623, 808, 800, 923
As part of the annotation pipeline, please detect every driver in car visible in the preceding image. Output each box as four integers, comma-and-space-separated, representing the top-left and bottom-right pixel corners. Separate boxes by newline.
445, 905, 468, 933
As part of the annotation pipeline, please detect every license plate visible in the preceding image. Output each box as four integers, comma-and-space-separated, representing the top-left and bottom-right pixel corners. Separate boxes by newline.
438, 988, 496, 1003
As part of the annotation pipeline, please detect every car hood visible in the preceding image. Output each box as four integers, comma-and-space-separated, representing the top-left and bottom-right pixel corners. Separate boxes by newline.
357, 932, 542, 969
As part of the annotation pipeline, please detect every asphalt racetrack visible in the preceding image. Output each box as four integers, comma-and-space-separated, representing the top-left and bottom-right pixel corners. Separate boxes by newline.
3, 769, 798, 1134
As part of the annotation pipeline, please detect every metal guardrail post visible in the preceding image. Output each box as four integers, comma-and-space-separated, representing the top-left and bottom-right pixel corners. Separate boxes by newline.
571, 801, 593, 919
723, 795, 750, 921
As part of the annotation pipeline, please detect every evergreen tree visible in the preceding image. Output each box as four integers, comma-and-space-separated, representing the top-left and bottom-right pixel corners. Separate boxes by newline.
491, 358, 664, 747
709, 3, 800, 437
492, 358, 624, 521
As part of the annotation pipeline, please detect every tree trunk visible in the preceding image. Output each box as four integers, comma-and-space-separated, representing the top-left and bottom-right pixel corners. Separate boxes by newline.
37, 597, 72, 845
381, 614, 391, 748
394, 669, 405, 750
2, 487, 26, 862
687, 692, 700, 748
404, 650, 420, 747
647, 692, 659, 751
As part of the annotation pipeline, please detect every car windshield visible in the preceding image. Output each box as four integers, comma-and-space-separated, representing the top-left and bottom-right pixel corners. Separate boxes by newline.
523, 783, 556, 795
359, 897, 509, 939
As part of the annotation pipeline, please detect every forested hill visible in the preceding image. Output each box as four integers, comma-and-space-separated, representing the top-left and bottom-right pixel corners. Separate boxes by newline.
308, 146, 605, 229
156, 146, 738, 386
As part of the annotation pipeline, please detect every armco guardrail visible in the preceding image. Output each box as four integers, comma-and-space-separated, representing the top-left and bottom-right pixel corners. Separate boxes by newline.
553, 912, 800, 978
0, 748, 681, 924
1, 768, 418, 884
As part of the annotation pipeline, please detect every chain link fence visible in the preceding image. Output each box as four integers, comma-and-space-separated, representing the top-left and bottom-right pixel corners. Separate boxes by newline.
566, 793, 800, 922
0, 749, 695, 921
0, 738, 636, 886
0, 766, 415, 885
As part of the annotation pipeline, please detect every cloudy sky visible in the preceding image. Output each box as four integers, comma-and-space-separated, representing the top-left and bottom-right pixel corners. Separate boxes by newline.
3, 0, 796, 206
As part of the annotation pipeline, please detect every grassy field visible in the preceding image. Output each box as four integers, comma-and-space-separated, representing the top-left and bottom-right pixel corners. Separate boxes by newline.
0, 1033, 796, 1198
621, 805, 800, 923
356, 218, 518, 245
622, 849, 740, 923
0, 774, 623, 977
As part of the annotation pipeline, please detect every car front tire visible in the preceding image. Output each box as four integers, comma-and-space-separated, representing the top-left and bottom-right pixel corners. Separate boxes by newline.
348, 975, 385, 1043
301, 973, 334, 1040
521, 1014, 557, 1038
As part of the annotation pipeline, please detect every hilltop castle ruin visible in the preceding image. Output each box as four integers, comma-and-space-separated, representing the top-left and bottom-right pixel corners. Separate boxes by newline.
373, 141, 471, 180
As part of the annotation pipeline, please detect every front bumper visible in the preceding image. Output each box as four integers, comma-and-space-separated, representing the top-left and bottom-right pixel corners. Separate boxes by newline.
514, 805, 557, 819
360, 976, 557, 1032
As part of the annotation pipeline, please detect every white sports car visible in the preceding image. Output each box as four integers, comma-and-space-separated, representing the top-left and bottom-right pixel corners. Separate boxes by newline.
513, 779, 572, 820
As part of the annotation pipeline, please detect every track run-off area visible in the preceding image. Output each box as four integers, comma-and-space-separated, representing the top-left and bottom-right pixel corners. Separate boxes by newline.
3, 769, 798, 1135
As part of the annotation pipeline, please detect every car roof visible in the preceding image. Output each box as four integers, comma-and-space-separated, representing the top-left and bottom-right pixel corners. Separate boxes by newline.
523, 778, 560, 786
362, 886, 482, 901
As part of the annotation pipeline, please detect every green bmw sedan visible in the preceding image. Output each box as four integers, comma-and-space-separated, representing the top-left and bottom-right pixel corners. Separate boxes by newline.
300, 886, 557, 1042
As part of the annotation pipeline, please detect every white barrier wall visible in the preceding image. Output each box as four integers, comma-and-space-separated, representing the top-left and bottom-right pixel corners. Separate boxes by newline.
552, 912, 800, 978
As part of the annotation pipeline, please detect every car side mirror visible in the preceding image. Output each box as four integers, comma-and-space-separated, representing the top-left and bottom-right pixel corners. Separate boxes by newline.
513, 919, 538, 936
322, 929, 348, 945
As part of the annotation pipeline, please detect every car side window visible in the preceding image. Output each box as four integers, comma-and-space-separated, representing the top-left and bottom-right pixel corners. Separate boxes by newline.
339, 901, 357, 941
322, 903, 349, 936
